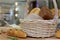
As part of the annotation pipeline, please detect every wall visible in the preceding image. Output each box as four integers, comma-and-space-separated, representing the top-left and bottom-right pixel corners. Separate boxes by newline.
37, 0, 48, 8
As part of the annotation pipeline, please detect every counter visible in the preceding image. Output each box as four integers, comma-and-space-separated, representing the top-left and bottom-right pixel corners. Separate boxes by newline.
0, 34, 60, 40
0, 26, 60, 40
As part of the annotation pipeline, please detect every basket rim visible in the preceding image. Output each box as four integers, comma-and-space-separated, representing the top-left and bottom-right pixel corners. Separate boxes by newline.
20, 19, 57, 22
20, 19, 57, 24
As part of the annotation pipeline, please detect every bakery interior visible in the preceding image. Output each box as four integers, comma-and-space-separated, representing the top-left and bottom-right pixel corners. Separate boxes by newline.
0, 0, 60, 40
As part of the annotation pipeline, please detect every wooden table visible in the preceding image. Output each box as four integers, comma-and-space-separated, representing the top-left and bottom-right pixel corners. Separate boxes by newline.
0, 34, 60, 40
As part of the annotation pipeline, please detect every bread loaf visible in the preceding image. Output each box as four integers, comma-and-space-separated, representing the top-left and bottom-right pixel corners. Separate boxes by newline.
51, 9, 60, 18
55, 29, 60, 38
7, 29, 27, 38
39, 7, 54, 20
29, 7, 40, 15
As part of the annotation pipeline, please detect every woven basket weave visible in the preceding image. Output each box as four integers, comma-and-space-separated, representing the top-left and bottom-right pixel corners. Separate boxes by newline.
21, 20, 57, 37
20, 0, 58, 37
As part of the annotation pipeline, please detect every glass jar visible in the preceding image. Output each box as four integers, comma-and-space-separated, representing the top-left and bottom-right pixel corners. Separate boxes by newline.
9, 1, 27, 24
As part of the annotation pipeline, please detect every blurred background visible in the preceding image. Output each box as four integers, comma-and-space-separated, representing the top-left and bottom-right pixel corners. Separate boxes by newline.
0, 0, 60, 24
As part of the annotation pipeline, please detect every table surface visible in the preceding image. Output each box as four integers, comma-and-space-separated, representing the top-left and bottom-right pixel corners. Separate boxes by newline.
0, 34, 60, 40
0, 27, 60, 40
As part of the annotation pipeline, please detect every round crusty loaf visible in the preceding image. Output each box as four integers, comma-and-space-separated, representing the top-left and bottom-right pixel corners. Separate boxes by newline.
39, 7, 54, 20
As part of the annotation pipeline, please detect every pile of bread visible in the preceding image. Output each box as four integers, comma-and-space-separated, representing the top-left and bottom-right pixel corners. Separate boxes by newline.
7, 29, 27, 38
26, 6, 58, 20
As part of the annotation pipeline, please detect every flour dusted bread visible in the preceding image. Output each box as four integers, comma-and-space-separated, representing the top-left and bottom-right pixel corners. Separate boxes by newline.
39, 7, 54, 20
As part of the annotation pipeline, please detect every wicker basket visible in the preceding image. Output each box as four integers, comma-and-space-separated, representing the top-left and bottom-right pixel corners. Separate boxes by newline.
20, 0, 58, 37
